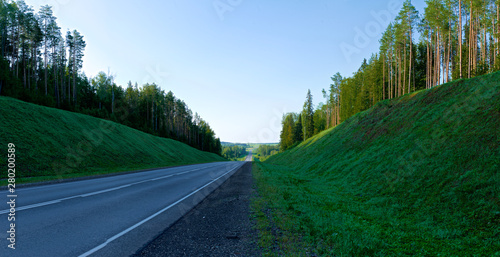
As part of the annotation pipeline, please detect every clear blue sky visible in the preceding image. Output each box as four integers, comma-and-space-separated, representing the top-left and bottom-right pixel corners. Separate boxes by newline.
26, 0, 426, 143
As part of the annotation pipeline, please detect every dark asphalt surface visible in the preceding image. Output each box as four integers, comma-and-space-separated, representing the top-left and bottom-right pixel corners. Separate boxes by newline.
135, 160, 260, 257
0, 162, 244, 256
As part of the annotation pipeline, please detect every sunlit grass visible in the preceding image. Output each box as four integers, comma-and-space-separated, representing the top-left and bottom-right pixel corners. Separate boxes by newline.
0, 97, 225, 185
252, 72, 500, 256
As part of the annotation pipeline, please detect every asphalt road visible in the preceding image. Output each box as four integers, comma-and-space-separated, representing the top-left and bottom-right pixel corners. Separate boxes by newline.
134, 162, 259, 256
245, 150, 253, 162
0, 162, 245, 257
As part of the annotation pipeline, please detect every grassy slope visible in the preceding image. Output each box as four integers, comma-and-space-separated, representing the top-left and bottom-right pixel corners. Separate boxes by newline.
253, 72, 500, 256
0, 97, 225, 184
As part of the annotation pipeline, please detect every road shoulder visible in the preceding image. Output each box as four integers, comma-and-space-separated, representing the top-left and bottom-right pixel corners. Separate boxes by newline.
134, 162, 260, 256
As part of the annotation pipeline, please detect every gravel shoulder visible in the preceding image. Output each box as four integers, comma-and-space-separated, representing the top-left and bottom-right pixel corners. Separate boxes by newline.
134, 162, 260, 257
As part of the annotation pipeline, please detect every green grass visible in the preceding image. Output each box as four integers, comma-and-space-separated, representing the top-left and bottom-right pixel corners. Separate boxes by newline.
226, 155, 248, 161
0, 97, 225, 185
252, 72, 500, 256
253, 153, 272, 162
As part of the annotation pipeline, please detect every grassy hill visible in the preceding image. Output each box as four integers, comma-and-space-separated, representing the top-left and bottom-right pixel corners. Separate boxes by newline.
0, 97, 225, 185
253, 72, 500, 256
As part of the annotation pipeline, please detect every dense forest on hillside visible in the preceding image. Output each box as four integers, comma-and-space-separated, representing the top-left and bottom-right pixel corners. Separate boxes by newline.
0, 0, 222, 155
281, 0, 500, 151
257, 72, 500, 256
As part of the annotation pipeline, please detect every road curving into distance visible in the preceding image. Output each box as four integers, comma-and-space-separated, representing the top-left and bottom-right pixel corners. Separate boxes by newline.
0, 162, 245, 257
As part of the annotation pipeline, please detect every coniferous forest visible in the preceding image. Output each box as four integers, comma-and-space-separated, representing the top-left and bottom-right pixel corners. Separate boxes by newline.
0, 0, 222, 155
281, 0, 500, 151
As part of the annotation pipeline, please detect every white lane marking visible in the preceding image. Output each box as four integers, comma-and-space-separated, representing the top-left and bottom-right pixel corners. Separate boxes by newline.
0, 163, 234, 215
150, 174, 173, 181
16, 200, 61, 212
4, 162, 226, 193
78, 163, 243, 257
79, 185, 131, 197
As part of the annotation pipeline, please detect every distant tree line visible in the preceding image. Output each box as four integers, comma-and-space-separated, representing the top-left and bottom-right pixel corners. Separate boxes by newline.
256, 144, 279, 159
221, 142, 250, 147
0, 1, 222, 155
281, 0, 500, 151
221, 145, 247, 160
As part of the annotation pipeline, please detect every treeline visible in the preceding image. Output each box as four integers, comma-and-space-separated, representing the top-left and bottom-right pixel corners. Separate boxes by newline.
0, 1, 222, 155
221, 145, 248, 160
281, 0, 500, 151
221, 142, 250, 147
255, 144, 279, 161
280, 90, 326, 151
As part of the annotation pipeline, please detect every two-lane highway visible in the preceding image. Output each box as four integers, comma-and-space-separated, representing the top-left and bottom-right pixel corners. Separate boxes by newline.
0, 162, 245, 256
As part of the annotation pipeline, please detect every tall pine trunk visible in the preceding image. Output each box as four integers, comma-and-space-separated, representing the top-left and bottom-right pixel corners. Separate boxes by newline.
497, 3, 499, 68
68, 65, 71, 105
390, 53, 394, 98
438, 30, 441, 85
389, 52, 393, 98
469, 3, 472, 78
54, 53, 59, 107
398, 48, 401, 97
435, 32, 439, 86
73, 57, 77, 107
22, 39, 26, 88
427, 38, 430, 89
383, 54, 386, 100
474, 5, 478, 74
60, 60, 65, 102
483, 27, 486, 69
408, 24, 413, 94
459, 0, 463, 78
403, 38, 407, 95
450, 22, 453, 81
44, 39, 48, 96
448, 27, 451, 82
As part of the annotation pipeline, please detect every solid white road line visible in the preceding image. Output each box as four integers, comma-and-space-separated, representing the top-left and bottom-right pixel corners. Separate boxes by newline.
0, 163, 231, 215
78, 163, 242, 257
5, 163, 223, 193
17, 200, 62, 212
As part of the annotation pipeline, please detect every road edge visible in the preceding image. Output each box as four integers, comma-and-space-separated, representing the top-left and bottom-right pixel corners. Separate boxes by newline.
0, 161, 228, 190
133, 162, 258, 256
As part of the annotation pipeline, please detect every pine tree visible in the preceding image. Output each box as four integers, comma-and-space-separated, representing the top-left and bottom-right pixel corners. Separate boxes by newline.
330, 72, 342, 126
279, 113, 295, 151
302, 89, 314, 140
66, 29, 85, 105
397, 0, 419, 93
293, 114, 303, 143
38, 5, 57, 95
